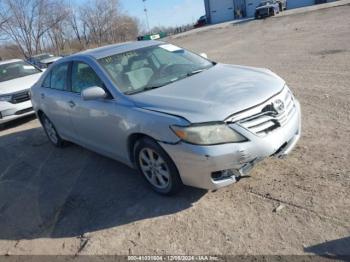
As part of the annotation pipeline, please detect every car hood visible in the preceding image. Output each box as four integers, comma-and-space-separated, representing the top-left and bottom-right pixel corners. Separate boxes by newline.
0, 73, 42, 95
131, 64, 285, 123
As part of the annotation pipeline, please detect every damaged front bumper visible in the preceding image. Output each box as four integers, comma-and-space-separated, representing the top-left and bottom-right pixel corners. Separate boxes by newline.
159, 100, 301, 190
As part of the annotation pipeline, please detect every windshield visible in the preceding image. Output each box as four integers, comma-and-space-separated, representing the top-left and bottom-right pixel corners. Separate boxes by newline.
98, 44, 214, 94
0, 61, 41, 83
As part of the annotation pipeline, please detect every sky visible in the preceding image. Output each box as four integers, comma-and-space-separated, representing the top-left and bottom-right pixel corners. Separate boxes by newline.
120, 0, 205, 30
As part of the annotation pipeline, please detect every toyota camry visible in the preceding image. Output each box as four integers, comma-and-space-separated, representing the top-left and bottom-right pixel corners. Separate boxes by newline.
30, 41, 301, 195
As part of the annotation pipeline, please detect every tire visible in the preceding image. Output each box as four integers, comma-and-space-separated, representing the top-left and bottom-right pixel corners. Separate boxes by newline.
41, 114, 65, 147
134, 137, 183, 195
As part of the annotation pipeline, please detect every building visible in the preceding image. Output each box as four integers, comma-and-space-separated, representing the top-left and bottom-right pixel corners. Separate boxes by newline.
204, 0, 327, 24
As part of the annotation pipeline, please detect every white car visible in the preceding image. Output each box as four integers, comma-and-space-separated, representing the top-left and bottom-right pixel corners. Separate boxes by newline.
0, 59, 43, 124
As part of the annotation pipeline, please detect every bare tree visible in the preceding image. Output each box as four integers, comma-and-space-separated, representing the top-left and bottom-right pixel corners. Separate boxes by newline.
44, 2, 70, 54
78, 0, 138, 46
0, 0, 140, 57
79, 0, 121, 46
69, 7, 90, 50
0, 0, 69, 57
113, 15, 139, 42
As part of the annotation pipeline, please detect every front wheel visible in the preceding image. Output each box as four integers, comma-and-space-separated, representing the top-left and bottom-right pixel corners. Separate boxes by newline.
134, 138, 183, 195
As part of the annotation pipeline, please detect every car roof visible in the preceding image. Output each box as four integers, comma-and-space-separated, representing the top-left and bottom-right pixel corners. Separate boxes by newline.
0, 59, 23, 65
74, 40, 163, 60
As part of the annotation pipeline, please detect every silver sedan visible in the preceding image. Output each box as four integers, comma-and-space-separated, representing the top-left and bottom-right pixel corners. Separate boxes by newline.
31, 40, 301, 195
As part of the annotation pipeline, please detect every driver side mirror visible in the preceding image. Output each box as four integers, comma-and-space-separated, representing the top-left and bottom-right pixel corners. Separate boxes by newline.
81, 86, 107, 101
200, 53, 208, 59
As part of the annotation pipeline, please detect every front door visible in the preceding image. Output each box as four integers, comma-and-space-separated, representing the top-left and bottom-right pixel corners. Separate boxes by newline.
67, 61, 126, 161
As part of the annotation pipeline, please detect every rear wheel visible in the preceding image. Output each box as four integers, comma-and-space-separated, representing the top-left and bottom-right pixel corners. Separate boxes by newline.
134, 137, 183, 195
41, 114, 64, 147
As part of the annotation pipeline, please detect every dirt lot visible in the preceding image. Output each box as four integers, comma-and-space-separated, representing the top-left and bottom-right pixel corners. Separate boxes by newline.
0, 4, 349, 257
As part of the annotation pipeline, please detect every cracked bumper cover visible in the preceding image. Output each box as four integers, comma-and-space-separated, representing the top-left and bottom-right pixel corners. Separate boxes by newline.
160, 100, 301, 190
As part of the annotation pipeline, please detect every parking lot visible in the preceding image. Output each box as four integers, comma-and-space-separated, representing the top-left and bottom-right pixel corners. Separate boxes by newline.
0, 3, 349, 256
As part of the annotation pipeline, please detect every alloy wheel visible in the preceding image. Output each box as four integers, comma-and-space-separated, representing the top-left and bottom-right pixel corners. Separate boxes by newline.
44, 117, 58, 144
138, 148, 170, 189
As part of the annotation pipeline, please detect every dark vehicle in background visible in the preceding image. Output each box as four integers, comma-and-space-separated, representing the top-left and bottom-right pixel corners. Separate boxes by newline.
255, 0, 280, 19
27, 53, 54, 69
194, 15, 207, 28
276, 0, 287, 11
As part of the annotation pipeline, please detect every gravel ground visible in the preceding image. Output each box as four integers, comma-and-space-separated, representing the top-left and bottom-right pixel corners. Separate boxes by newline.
0, 4, 349, 257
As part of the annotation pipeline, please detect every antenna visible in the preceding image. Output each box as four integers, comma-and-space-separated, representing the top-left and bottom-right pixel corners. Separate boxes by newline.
142, 0, 151, 33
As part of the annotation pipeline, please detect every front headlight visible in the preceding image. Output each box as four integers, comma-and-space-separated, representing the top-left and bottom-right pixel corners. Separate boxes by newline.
0, 95, 12, 102
170, 123, 247, 145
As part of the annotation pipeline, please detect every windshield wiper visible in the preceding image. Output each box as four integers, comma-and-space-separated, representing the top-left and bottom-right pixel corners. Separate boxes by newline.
124, 83, 169, 95
186, 69, 205, 77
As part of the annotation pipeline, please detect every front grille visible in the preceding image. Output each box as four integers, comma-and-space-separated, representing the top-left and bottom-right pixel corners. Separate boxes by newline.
11, 90, 30, 104
233, 88, 296, 136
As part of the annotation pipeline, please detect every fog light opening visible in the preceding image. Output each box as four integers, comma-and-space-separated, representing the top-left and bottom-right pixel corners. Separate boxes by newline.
211, 169, 238, 182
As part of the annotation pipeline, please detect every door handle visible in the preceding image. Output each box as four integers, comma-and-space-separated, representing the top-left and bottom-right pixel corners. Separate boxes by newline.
40, 93, 45, 99
68, 100, 76, 108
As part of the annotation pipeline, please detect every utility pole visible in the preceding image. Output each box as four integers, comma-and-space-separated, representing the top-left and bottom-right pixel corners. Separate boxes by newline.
142, 0, 151, 33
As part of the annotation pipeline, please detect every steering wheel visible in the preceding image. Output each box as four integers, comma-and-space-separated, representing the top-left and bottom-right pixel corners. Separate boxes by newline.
147, 63, 195, 86
157, 64, 180, 77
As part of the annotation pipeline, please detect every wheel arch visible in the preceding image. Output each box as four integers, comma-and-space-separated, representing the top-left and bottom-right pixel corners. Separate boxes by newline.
128, 133, 154, 166
36, 109, 45, 124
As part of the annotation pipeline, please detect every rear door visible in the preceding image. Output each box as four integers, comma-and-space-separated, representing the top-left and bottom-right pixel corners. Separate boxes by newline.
209, 0, 234, 23
39, 62, 77, 140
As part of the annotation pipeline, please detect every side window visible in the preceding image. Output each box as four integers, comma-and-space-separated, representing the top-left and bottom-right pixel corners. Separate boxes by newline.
51, 63, 69, 90
42, 72, 51, 88
71, 62, 103, 93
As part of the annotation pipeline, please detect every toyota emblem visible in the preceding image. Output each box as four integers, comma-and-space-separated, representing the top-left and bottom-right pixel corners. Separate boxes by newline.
272, 99, 285, 114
